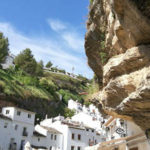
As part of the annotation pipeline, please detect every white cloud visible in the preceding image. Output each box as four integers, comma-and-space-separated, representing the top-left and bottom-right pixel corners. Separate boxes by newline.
48, 19, 84, 53
62, 32, 84, 51
0, 21, 93, 78
47, 19, 67, 32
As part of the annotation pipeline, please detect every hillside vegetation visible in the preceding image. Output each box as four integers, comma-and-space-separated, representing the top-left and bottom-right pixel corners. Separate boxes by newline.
0, 32, 90, 122
0, 68, 89, 122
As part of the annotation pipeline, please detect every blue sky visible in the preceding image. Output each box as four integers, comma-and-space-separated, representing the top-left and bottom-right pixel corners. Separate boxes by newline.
0, 0, 93, 78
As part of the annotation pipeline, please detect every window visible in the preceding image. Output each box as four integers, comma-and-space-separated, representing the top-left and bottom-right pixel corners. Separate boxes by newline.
6, 110, 10, 114
86, 129, 89, 132
38, 138, 40, 142
54, 135, 57, 140
22, 127, 28, 136
15, 125, 18, 130
78, 147, 81, 150
92, 129, 94, 132
51, 134, 53, 140
95, 140, 97, 144
23, 127, 27, 132
28, 114, 31, 118
72, 133, 75, 140
71, 146, 75, 150
49, 146, 52, 150
17, 111, 21, 116
4, 123, 8, 128
78, 134, 81, 140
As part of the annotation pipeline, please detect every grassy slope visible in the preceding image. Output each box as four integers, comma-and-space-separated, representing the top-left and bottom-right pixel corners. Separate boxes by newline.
0, 69, 88, 120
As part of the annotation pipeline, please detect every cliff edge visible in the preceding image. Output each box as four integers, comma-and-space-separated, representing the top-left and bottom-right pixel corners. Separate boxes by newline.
85, 0, 150, 131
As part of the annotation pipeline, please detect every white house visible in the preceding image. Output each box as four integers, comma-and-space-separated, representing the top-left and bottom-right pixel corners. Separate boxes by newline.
68, 99, 83, 113
0, 113, 13, 150
32, 124, 63, 150
86, 117, 150, 150
40, 115, 103, 150
1, 107, 35, 150
1, 53, 15, 69
71, 112, 103, 132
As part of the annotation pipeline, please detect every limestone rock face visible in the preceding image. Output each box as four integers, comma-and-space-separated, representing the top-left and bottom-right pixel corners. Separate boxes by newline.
85, 0, 150, 130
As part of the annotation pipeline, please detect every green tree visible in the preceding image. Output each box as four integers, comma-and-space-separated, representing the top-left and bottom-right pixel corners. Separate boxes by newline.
0, 32, 9, 63
64, 108, 75, 118
14, 48, 37, 75
46, 61, 53, 68
35, 60, 44, 76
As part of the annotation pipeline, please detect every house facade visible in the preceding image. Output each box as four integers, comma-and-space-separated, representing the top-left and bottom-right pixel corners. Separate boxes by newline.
0, 107, 62, 150
40, 116, 103, 150
85, 117, 150, 150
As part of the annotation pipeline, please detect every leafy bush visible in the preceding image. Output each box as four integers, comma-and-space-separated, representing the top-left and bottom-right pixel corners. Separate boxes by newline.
39, 78, 57, 94
64, 108, 75, 118
99, 52, 108, 64
58, 89, 83, 104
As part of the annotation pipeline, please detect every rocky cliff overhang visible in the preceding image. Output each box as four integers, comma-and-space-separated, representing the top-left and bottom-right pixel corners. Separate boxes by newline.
85, 0, 150, 131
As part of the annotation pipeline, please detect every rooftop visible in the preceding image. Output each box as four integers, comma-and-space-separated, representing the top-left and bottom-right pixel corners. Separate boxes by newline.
33, 131, 46, 137
0, 113, 12, 121
41, 126, 62, 134
62, 120, 85, 130
3, 107, 36, 114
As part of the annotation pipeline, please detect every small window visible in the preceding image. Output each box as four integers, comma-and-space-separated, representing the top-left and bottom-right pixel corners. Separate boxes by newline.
23, 127, 27, 132
71, 146, 75, 150
6, 110, 10, 114
28, 114, 31, 118
17, 111, 21, 116
38, 138, 40, 142
78, 134, 81, 140
95, 140, 97, 144
49, 146, 52, 150
51, 134, 53, 140
15, 125, 18, 130
92, 129, 94, 132
54, 135, 57, 140
72, 133, 75, 140
78, 147, 81, 150
4, 123, 8, 128
86, 129, 89, 131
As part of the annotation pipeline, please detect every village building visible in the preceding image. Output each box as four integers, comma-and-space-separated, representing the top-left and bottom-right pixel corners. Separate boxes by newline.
85, 117, 150, 150
0, 107, 35, 150
1, 53, 15, 69
40, 115, 103, 150
1, 104, 149, 150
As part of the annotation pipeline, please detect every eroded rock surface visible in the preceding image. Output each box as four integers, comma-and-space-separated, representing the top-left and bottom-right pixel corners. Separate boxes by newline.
85, 0, 150, 130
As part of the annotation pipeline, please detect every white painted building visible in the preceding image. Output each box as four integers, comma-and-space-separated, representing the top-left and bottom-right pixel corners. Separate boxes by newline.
86, 117, 150, 150
68, 99, 83, 113
0, 113, 13, 150
1, 53, 15, 69
71, 112, 103, 132
0, 107, 35, 150
40, 116, 103, 150
68, 100, 104, 134
33, 124, 63, 150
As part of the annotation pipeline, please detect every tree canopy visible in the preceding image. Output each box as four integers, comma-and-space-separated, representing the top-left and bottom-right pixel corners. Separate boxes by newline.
46, 61, 53, 68
14, 48, 37, 75
0, 32, 9, 63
